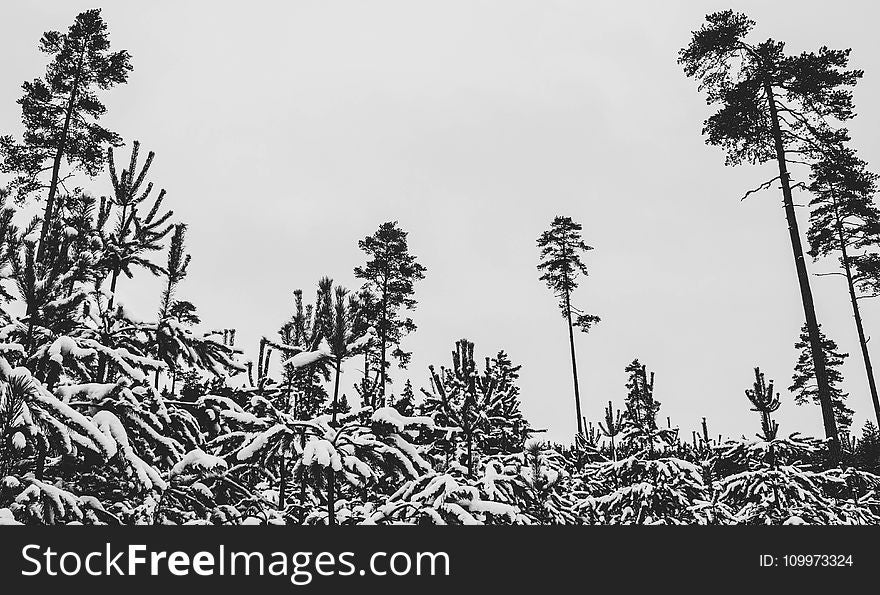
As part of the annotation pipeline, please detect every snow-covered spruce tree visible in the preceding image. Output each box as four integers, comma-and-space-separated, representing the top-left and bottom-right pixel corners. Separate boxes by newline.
708, 367, 880, 525
276, 285, 333, 419
297, 277, 369, 523
619, 360, 676, 457
355, 341, 546, 525
417, 339, 531, 476
358, 458, 528, 525
855, 422, 880, 473
323, 282, 369, 425
514, 442, 577, 524
575, 361, 705, 525
221, 394, 437, 525
0, 130, 244, 525
576, 453, 708, 525
598, 400, 624, 462
154, 223, 192, 391
219, 281, 348, 521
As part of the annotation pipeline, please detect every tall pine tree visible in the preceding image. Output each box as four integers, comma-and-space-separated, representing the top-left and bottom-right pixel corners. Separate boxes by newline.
354, 221, 426, 408
806, 147, 880, 429
537, 216, 600, 436
679, 11, 864, 458
0, 9, 132, 262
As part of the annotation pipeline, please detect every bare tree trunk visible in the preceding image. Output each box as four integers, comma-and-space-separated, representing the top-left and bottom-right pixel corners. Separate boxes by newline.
326, 468, 336, 526
834, 204, 880, 428
332, 356, 342, 426
764, 81, 840, 461
362, 352, 370, 407
278, 445, 287, 510
377, 276, 388, 409
35, 440, 47, 480
466, 428, 473, 477
36, 45, 87, 263
565, 290, 584, 436
298, 431, 307, 525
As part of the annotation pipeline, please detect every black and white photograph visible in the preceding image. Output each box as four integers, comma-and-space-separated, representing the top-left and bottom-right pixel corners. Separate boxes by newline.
0, 0, 877, 589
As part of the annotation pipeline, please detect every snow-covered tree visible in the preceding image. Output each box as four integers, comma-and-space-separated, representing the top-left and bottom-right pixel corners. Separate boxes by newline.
418, 339, 531, 476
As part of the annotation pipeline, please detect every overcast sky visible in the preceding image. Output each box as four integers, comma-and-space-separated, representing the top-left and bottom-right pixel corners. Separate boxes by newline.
2, 1, 880, 443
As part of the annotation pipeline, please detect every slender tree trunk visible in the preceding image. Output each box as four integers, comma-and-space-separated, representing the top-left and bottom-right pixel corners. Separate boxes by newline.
641, 367, 655, 458
466, 428, 473, 477
326, 468, 336, 526
25, 318, 35, 356
834, 205, 880, 428
278, 445, 287, 510
102, 207, 128, 386
377, 277, 388, 409
332, 356, 342, 426
362, 352, 370, 406
564, 289, 584, 436
35, 440, 47, 480
558, 234, 584, 436
37, 46, 86, 263
764, 81, 840, 460
283, 376, 293, 412
298, 430, 307, 525
107, 267, 121, 312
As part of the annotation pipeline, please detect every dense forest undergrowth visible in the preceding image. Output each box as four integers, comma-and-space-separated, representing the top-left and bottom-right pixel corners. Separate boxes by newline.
1, 9, 880, 525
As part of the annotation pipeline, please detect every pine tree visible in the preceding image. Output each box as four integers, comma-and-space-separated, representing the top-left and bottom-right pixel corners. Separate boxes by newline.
746, 368, 780, 441
0, 9, 132, 262
420, 340, 530, 475
598, 400, 623, 462
276, 284, 333, 419
679, 10, 864, 459
709, 368, 879, 525
855, 422, 880, 473
155, 223, 193, 391
351, 287, 379, 406
621, 359, 670, 457
326, 284, 368, 425
354, 221, 426, 407
790, 324, 853, 431
101, 141, 174, 312
806, 147, 880, 429
536, 216, 600, 436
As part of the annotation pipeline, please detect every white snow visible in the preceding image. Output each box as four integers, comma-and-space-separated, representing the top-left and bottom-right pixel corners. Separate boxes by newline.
281, 338, 332, 369
236, 425, 288, 461
0, 508, 22, 525
12, 432, 26, 449
48, 336, 96, 365
171, 448, 228, 477
93, 410, 167, 491
302, 438, 343, 471
371, 406, 434, 430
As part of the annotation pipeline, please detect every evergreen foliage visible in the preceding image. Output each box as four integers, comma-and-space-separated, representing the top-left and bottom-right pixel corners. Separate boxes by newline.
1, 7, 880, 527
